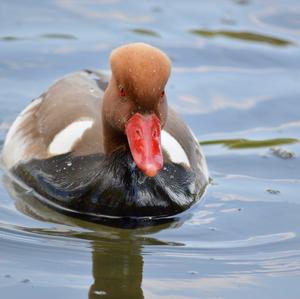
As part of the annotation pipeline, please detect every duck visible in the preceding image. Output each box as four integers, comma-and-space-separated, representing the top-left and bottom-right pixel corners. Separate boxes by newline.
2, 43, 208, 220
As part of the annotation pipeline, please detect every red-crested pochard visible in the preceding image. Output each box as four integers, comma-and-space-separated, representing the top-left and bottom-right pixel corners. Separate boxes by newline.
2, 43, 208, 220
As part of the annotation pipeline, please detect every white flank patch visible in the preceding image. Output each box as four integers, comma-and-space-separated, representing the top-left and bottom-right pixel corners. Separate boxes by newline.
161, 130, 190, 166
48, 119, 94, 155
2, 98, 42, 168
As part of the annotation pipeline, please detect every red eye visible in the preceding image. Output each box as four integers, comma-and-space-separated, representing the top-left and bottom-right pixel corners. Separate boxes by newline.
120, 88, 126, 97
160, 90, 165, 97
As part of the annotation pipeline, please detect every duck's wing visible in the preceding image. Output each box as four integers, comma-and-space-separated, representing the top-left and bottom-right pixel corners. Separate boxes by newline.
2, 71, 109, 169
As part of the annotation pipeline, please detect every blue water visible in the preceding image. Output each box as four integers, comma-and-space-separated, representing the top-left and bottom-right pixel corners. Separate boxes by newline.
0, 1, 300, 298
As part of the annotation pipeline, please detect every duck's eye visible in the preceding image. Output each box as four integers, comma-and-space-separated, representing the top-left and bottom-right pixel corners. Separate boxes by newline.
119, 88, 126, 97
160, 90, 165, 98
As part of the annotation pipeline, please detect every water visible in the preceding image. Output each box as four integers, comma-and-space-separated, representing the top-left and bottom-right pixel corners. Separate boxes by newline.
1, 0, 300, 298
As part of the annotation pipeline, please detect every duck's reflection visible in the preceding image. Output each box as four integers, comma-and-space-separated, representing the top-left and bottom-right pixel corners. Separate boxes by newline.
89, 239, 144, 299
3, 175, 184, 299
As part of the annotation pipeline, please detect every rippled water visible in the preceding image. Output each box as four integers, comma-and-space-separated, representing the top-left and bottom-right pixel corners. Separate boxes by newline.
1, 1, 300, 298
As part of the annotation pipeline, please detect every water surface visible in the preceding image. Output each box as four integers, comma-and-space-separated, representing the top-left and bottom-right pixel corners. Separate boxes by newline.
1, 1, 300, 298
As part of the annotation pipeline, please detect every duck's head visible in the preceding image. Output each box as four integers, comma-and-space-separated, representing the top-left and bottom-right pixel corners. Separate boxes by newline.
103, 43, 171, 177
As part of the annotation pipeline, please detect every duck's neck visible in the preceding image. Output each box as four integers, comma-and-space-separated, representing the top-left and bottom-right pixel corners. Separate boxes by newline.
101, 79, 128, 154
102, 120, 127, 154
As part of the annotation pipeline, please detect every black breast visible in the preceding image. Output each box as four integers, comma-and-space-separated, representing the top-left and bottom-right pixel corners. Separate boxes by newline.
12, 149, 206, 224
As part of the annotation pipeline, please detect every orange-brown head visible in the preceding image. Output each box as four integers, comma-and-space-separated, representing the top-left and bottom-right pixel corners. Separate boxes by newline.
102, 43, 172, 177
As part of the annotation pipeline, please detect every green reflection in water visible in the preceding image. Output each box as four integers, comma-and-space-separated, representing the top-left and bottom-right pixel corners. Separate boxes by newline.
130, 28, 160, 37
39, 33, 77, 40
234, 0, 250, 5
190, 29, 293, 46
0, 34, 77, 42
201, 138, 298, 149
0, 36, 27, 41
